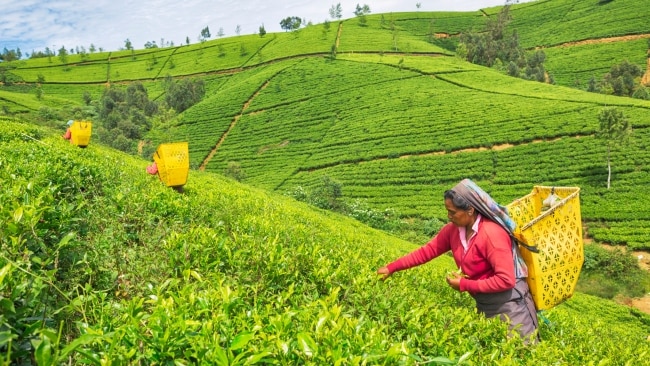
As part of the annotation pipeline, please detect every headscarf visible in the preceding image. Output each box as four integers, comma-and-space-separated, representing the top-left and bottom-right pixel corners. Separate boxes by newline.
451, 179, 530, 279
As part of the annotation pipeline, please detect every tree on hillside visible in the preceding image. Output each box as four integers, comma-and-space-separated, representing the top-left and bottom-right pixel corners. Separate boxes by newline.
602, 60, 643, 97
235, 25, 241, 36
57, 46, 68, 64
164, 76, 206, 113
322, 20, 331, 39
44, 47, 53, 63
217, 27, 225, 38
354, 4, 371, 26
280, 16, 302, 31
329, 3, 342, 19
1, 47, 21, 62
95, 82, 162, 153
596, 107, 632, 189
259, 24, 267, 37
458, 5, 551, 84
459, 5, 519, 67
200, 26, 211, 42
124, 38, 135, 60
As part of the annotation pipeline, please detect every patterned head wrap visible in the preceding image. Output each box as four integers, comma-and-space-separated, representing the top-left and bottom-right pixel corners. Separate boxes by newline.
450, 179, 529, 279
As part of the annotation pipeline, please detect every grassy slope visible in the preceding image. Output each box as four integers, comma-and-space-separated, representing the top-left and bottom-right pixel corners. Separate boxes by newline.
1, 0, 650, 251
1, 119, 649, 364
1, 1, 650, 251
177, 53, 650, 250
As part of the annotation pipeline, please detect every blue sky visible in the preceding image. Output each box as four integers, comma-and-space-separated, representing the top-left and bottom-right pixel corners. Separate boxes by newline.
1, 0, 519, 57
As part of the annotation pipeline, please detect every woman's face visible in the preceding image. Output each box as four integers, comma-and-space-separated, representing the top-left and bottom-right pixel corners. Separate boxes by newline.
445, 198, 473, 227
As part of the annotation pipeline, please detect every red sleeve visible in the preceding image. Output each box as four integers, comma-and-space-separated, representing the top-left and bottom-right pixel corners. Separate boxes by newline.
63, 129, 71, 140
459, 223, 515, 293
386, 223, 455, 274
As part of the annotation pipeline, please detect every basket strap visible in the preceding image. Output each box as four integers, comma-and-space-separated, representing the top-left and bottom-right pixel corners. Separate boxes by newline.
514, 236, 539, 253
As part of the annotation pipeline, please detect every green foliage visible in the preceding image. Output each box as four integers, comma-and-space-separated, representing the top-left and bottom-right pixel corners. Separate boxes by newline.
579, 244, 650, 298
200, 26, 211, 42
223, 161, 246, 181
354, 4, 371, 26
1, 120, 649, 364
280, 16, 302, 32
459, 5, 522, 68
1, 6, 650, 352
597, 107, 632, 144
596, 107, 632, 188
287, 178, 435, 238
329, 3, 343, 20
0, 64, 23, 86
163, 76, 205, 113
543, 38, 648, 90
602, 59, 644, 97
95, 82, 158, 153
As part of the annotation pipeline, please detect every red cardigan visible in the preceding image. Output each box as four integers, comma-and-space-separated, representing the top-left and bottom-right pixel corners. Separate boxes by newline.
386, 219, 516, 294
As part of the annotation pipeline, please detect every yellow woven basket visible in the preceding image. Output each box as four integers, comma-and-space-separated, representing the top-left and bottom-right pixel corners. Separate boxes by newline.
153, 142, 189, 187
70, 121, 92, 147
507, 186, 583, 310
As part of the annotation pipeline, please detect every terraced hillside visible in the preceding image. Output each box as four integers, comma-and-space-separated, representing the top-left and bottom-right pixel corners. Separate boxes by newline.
1, 0, 650, 248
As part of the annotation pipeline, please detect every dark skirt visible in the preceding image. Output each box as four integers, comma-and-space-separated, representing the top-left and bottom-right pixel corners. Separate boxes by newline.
472, 279, 539, 343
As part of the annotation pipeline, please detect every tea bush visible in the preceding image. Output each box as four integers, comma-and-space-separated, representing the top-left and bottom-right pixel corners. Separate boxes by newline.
2, 120, 649, 365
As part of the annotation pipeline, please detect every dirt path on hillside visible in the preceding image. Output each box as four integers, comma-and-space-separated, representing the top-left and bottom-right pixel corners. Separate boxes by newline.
629, 250, 650, 314
553, 33, 650, 48
642, 51, 650, 86
198, 81, 269, 171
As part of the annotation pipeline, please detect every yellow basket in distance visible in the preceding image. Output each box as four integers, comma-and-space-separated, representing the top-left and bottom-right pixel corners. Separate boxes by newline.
70, 120, 92, 147
506, 186, 583, 311
153, 142, 189, 187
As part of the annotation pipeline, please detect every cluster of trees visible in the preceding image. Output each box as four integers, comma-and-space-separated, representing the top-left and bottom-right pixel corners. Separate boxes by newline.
1, 44, 106, 62
95, 82, 157, 152
329, 3, 343, 19
163, 75, 205, 113
94, 76, 205, 154
456, 5, 552, 83
0, 63, 21, 85
587, 59, 648, 99
1, 47, 22, 62
280, 16, 303, 32
353, 4, 371, 26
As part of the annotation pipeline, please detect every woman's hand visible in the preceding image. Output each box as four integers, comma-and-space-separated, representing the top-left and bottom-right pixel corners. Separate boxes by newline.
446, 271, 464, 291
376, 266, 392, 281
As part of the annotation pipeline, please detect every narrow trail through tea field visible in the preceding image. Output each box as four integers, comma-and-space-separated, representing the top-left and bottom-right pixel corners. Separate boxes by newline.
198, 81, 270, 171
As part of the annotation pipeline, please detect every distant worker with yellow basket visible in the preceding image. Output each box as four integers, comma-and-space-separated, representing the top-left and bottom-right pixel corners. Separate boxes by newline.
62, 120, 92, 147
146, 142, 189, 193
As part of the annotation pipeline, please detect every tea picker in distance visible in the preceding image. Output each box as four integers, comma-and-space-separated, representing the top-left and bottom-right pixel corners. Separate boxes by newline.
376, 179, 539, 344
62, 120, 73, 142
146, 142, 189, 193
62, 120, 93, 147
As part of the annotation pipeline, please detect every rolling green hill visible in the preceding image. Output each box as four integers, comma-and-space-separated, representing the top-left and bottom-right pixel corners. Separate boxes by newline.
1, 1, 648, 247
2, 119, 649, 364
